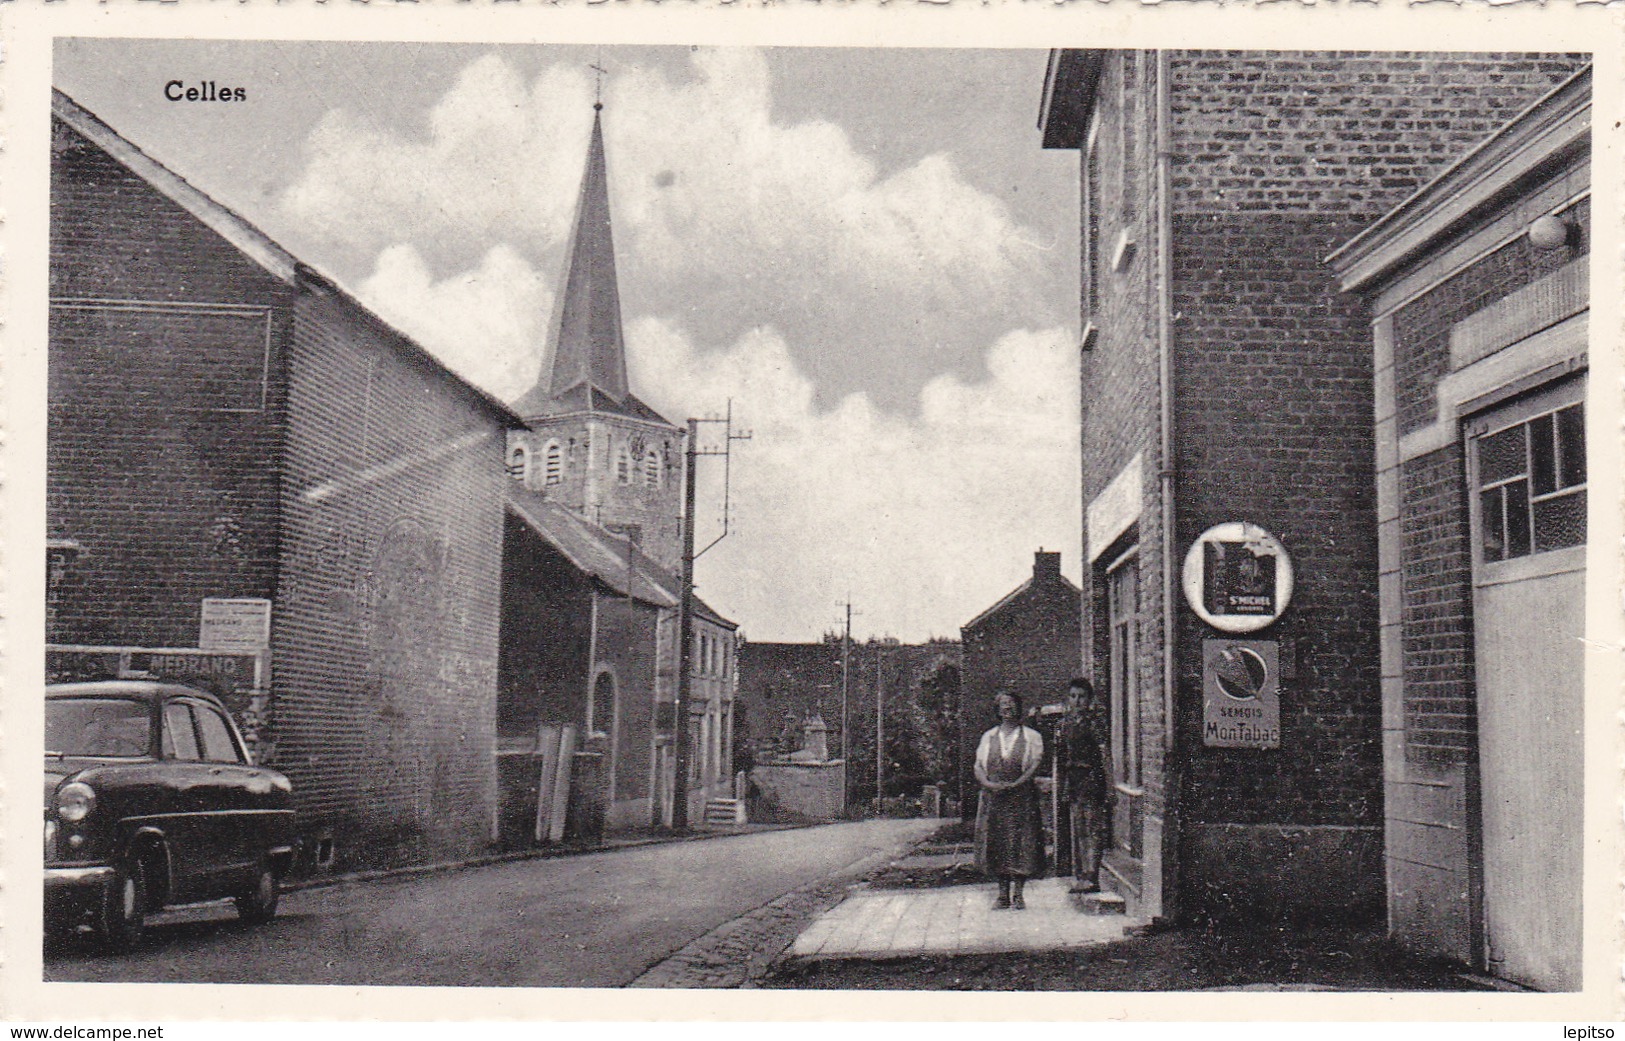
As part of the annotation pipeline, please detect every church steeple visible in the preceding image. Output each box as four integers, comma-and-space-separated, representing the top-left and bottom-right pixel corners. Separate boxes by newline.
520, 104, 630, 414
506, 93, 682, 572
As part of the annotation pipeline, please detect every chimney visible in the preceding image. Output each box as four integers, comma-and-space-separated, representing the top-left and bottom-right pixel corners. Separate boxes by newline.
1034, 549, 1061, 580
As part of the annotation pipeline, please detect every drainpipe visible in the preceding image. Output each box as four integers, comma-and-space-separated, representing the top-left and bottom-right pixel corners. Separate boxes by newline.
1155, 48, 1181, 924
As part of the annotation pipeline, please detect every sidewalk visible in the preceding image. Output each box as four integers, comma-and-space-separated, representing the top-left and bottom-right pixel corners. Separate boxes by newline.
761, 838, 1488, 991
789, 878, 1145, 959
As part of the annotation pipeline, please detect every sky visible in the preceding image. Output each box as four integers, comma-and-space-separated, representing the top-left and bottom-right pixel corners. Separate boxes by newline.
55, 39, 1082, 642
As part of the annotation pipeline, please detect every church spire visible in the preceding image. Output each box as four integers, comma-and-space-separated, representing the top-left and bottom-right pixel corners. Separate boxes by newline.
541, 103, 629, 404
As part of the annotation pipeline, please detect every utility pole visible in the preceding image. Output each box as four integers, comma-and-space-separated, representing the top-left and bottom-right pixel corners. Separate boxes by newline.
840, 599, 852, 805
874, 648, 885, 817
671, 404, 750, 832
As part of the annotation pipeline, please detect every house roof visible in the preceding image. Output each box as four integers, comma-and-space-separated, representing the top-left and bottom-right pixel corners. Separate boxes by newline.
960, 570, 1082, 632
504, 482, 736, 630
51, 88, 525, 431
513, 105, 674, 430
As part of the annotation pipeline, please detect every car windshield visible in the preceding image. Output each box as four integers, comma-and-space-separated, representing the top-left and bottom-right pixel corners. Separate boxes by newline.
46, 697, 151, 757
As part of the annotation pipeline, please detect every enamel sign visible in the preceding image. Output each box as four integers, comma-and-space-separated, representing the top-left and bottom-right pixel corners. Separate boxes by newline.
1182, 522, 1293, 633
1202, 638, 1280, 749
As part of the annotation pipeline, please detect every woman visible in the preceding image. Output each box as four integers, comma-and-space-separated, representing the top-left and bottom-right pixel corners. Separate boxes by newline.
973, 691, 1045, 909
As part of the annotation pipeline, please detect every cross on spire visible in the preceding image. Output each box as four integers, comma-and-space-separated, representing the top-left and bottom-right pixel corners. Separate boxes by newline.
589, 57, 607, 111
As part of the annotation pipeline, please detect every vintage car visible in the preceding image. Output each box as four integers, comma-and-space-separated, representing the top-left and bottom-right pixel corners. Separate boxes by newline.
44, 680, 296, 948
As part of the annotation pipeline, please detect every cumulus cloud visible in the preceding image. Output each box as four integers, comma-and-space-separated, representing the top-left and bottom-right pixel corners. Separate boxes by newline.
285, 47, 1080, 638
284, 57, 593, 269
628, 319, 1080, 641
357, 243, 552, 402
282, 48, 1060, 407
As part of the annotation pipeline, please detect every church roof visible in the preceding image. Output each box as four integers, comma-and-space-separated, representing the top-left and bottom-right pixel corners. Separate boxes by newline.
514, 106, 673, 429
507, 483, 677, 608
516, 382, 674, 426
504, 482, 736, 629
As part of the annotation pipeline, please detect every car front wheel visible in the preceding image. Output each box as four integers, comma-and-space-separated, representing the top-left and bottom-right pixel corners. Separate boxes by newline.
99, 859, 147, 951
234, 862, 279, 925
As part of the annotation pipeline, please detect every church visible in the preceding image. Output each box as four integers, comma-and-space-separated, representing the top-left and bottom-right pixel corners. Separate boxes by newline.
497, 98, 741, 835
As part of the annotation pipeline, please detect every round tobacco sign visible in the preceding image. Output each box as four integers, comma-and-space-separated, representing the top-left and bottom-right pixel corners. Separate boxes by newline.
1181, 522, 1293, 633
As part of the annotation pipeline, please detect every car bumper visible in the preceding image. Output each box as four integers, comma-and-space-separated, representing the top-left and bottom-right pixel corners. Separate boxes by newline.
46, 864, 115, 888
45, 865, 114, 919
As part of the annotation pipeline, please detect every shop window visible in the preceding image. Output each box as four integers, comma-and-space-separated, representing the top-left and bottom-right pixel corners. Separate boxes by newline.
1475, 401, 1586, 562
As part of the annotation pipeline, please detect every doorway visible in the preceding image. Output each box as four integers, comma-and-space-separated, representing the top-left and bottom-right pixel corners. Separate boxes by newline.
1465, 375, 1585, 991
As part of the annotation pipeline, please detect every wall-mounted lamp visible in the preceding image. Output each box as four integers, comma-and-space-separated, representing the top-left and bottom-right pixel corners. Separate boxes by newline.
1527, 213, 1572, 251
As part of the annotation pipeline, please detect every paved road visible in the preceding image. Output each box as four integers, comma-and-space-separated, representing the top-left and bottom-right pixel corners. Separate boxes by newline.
44, 819, 940, 987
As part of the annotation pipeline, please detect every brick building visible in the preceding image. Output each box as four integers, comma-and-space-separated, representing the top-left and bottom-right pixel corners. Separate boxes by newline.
500, 102, 740, 831
48, 89, 527, 871
1037, 51, 1587, 926
1329, 67, 1591, 991
959, 550, 1082, 813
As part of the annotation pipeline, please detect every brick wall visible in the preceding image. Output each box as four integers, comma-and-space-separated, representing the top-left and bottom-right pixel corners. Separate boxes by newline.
594, 597, 661, 805
48, 120, 291, 648
1167, 48, 1581, 833
1388, 199, 1590, 767
276, 288, 508, 872
1064, 50, 1584, 919
498, 514, 595, 741
1170, 210, 1382, 833
1167, 52, 1588, 218
1392, 198, 1590, 437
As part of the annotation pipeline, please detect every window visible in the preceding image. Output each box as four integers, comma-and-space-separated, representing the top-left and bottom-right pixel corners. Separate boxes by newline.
506, 444, 530, 482
1103, 546, 1144, 859
544, 441, 563, 486
163, 703, 200, 760
1107, 551, 1141, 789
616, 443, 632, 485
48, 698, 149, 758
193, 704, 243, 764
1475, 401, 1585, 562
644, 447, 663, 489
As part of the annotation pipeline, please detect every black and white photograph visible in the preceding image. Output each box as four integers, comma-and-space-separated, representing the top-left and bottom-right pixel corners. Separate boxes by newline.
3, 3, 1620, 1024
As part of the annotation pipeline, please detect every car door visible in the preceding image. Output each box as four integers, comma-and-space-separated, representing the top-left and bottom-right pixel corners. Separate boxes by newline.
158, 699, 216, 903
190, 700, 262, 891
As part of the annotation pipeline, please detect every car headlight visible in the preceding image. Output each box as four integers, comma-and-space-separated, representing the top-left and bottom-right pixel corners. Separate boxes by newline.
57, 781, 95, 824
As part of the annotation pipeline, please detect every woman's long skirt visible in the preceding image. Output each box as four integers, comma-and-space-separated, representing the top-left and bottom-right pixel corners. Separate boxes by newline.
974, 782, 1045, 879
